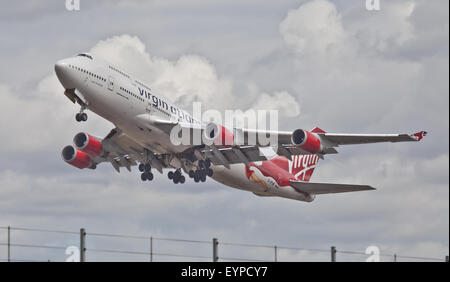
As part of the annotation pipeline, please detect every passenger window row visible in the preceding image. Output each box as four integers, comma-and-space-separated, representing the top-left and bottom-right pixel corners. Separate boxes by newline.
120, 86, 145, 102
68, 64, 107, 82
109, 65, 130, 79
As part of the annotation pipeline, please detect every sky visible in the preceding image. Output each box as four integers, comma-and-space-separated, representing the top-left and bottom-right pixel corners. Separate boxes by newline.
0, 0, 448, 262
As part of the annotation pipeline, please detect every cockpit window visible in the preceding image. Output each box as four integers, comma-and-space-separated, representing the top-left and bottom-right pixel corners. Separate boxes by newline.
76, 53, 93, 60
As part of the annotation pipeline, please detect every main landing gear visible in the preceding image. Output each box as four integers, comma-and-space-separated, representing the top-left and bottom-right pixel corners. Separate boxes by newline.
168, 169, 185, 184
139, 162, 153, 181
188, 159, 213, 183
166, 159, 213, 185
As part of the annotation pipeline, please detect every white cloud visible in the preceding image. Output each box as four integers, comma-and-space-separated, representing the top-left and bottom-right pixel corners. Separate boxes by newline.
348, 1, 416, 53
276, 0, 447, 136
90, 34, 235, 110
90, 34, 299, 118
252, 91, 300, 118
280, 0, 345, 57
280, 0, 416, 57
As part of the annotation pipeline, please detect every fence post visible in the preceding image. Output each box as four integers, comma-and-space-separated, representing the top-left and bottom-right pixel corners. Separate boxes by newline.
394, 254, 397, 262
7, 226, 10, 262
274, 245, 277, 262
331, 246, 336, 262
150, 236, 153, 262
80, 228, 86, 262
212, 238, 218, 262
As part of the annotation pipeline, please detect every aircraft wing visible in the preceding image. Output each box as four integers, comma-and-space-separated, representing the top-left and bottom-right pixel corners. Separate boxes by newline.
132, 114, 427, 168
289, 180, 375, 195
315, 131, 427, 146
200, 129, 426, 167
90, 128, 166, 173
234, 128, 427, 146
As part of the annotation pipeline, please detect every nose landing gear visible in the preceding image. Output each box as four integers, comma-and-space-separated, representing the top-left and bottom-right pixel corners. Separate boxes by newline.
75, 105, 88, 122
75, 112, 88, 122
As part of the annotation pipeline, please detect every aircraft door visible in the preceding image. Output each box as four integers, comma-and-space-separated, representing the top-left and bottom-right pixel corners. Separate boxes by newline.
145, 102, 152, 114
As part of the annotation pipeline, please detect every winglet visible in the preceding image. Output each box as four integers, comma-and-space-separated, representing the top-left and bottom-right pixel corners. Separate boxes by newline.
311, 127, 327, 133
413, 131, 427, 141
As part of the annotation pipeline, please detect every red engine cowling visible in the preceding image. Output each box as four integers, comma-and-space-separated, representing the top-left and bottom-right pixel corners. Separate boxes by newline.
73, 132, 103, 157
204, 123, 234, 146
291, 129, 322, 153
61, 145, 93, 169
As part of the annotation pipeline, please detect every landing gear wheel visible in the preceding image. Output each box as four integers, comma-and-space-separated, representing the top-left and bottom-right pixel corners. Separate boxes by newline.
194, 173, 200, 183
171, 170, 185, 184
138, 164, 145, 172
204, 159, 211, 168
144, 163, 151, 172
168, 171, 174, 180
75, 112, 88, 122
188, 170, 195, 178
207, 168, 213, 177
201, 174, 206, 182
198, 160, 205, 169
141, 172, 153, 181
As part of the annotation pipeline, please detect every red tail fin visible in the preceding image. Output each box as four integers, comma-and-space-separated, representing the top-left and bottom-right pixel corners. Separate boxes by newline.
269, 154, 320, 182
289, 155, 320, 182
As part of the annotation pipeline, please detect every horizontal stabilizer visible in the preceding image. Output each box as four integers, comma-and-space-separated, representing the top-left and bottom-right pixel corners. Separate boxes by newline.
253, 192, 275, 197
290, 180, 375, 195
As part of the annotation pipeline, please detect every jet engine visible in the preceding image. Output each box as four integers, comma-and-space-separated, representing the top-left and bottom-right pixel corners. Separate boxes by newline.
291, 129, 322, 154
73, 132, 103, 157
61, 145, 93, 169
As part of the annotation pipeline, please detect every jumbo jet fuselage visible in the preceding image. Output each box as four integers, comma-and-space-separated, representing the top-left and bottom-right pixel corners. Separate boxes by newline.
55, 53, 426, 202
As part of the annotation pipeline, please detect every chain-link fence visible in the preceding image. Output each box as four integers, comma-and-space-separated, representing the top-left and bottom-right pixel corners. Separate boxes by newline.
0, 226, 447, 262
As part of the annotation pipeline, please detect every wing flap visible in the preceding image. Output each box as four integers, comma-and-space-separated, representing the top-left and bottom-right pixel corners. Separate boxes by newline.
94, 128, 168, 172
290, 180, 375, 195
204, 146, 268, 165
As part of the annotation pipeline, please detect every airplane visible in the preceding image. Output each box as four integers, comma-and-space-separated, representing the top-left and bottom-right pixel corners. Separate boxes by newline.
55, 52, 427, 202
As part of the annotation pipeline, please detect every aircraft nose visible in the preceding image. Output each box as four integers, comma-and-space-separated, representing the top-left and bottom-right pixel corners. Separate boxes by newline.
54, 60, 66, 74
55, 60, 74, 89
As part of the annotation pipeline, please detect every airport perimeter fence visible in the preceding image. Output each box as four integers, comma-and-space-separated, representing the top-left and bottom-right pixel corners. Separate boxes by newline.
0, 226, 448, 262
